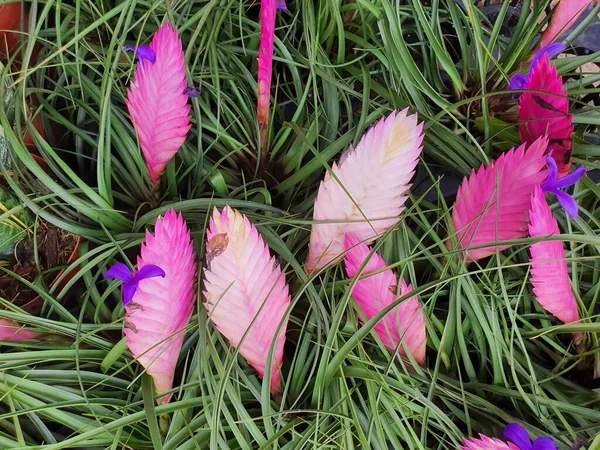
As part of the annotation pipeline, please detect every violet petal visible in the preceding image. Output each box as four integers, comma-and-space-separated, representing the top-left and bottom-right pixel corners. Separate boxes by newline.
104, 263, 134, 283
542, 156, 559, 190
123, 45, 156, 64
554, 189, 579, 219
276, 0, 287, 10
532, 437, 558, 450
135, 264, 166, 282
553, 166, 586, 189
531, 42, 567, 69
510, 73, 529, 91
504, 424, 533, 450
122, 282, 138, 306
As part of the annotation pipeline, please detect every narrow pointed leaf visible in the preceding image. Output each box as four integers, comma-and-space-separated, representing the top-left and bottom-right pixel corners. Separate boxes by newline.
450, 138, 548, 262
124, 209, 197, 403
520, 54, 573, 176
257, 0, 277, 147
343, 234, 426, 365
126, 22, 192, 184
307, 109, 424, 272
203, 206, 290, 393
528, 185, 580, 325
538, 0, 593, 50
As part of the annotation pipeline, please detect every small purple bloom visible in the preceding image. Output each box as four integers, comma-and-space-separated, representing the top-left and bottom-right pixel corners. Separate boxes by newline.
124, 45, 157, 65
276, 0, 287, 10
105, 262, 166, 305
184, 86, 199, 97
504, 424, 558, 450
531, 43, 567, 69
542, 156, 586, 220
509, 42, 566, 95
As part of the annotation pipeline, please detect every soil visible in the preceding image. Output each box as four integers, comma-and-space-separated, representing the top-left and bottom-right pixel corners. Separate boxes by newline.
0, 219, 77, 305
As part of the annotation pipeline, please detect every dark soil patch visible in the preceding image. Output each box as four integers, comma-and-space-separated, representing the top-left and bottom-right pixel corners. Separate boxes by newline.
0, 220, 77, 305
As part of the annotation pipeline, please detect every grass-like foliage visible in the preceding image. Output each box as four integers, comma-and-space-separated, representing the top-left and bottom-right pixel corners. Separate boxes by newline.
1, 0, 599, 448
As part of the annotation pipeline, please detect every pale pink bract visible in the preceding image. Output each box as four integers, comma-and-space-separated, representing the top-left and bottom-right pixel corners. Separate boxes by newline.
203, 206, 290, 393
343, 234, 426, 365
307, 109, 424, 273
126, 22, 192, 184
124, 209, 197, 403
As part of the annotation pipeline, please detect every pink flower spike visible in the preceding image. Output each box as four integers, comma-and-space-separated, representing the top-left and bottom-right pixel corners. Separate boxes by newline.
0, 319, 39, 342
537, 0, 593, 51
257, 0, 277, 148
203, 206, 291, 393
450, 138, 548, 262
519, 54, 573, 177
343, 234, 426, 365
124, 209, 197, 404
306, 109, 424, 273
528, 185, 580, 328
461, 435, 520, 450
126, 22, 192, 185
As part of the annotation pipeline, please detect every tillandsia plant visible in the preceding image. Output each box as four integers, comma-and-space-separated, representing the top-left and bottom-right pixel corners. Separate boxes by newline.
125, 22, 192, 189
203, 206, 290, 393
511, 44, 574, 177
105, 209, 196, 403
462, 424, 558, 450
307, 109, 424, 273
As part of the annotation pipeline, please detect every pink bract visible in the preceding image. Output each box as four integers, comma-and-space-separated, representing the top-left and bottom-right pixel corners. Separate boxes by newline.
0, 318, 38, 342
451, 138, 548, 262
528, 185, 581, 328
124, 209, 197, 403
126, 22, 192, 184
519, 54, 573, 177
537, 0, 593, 51
257, 0, 277, 147
343, 234, 426, 365
461, 435, 520, 450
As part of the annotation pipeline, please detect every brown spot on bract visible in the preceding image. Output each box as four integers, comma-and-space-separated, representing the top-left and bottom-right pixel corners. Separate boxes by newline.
124, 319, 138, 333
388, 284, 397, 294
206, 233, 228, 269
127, 302, 144, 312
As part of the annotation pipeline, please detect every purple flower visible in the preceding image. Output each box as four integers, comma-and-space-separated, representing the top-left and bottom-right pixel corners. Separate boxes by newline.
504, 424, 558, 450
510, 43, 566, 94
124, 45, 156, 65
542, 156, 586, 220
276, 0, 287, 11
105, 263, 165, 305
184, 85, 199, 97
